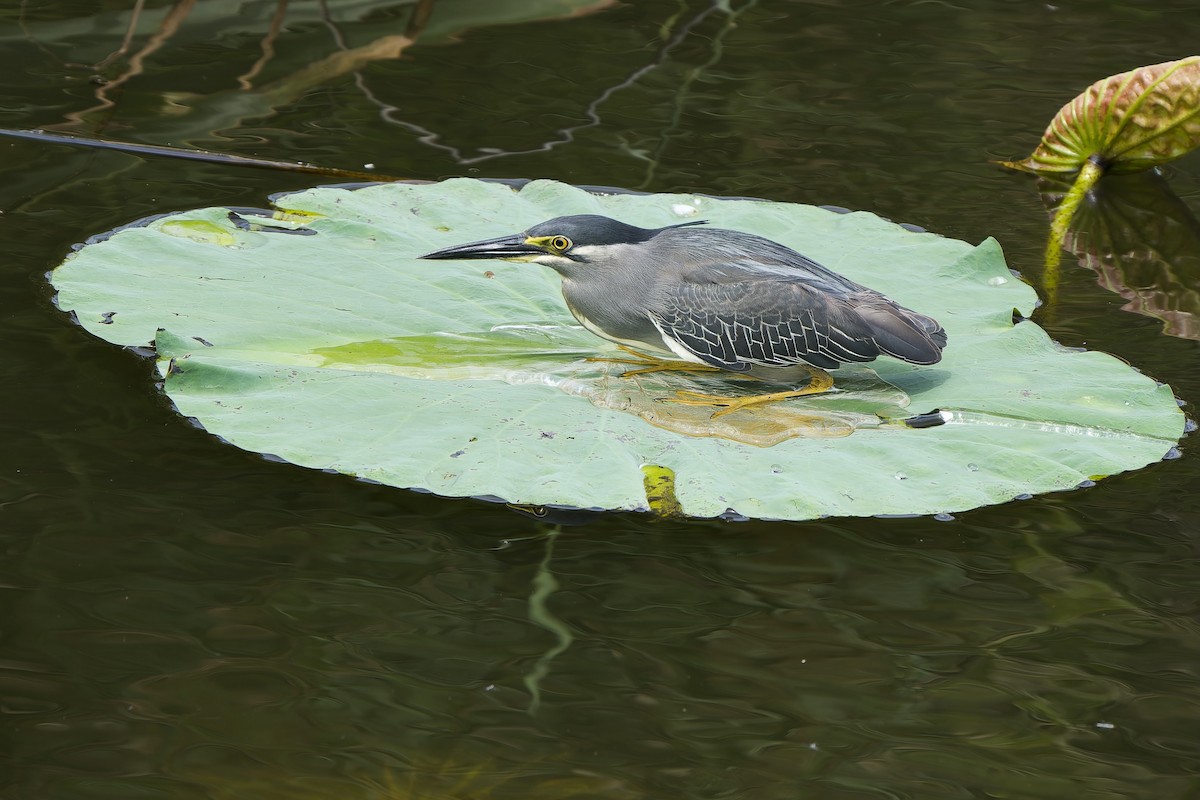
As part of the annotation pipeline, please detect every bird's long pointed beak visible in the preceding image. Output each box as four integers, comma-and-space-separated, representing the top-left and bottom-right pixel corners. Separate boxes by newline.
419, 233, 541, 261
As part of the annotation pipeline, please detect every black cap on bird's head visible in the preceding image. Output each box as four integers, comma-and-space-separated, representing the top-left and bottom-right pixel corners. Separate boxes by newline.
418, 214, 707, 263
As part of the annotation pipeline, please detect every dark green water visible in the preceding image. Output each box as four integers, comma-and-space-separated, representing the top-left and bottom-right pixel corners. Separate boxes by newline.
3, 2, 1200, 797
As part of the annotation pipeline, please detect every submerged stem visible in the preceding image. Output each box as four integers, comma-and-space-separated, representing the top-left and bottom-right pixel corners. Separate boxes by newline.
1043, 157, 1106, 305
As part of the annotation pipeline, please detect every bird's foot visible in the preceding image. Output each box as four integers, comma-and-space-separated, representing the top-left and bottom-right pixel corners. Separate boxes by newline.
587, 345, 728, 377
666, 368, 835, 418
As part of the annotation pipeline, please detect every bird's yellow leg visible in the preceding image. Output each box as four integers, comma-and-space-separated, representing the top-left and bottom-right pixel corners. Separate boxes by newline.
668, 367, 835, 418
587, 345, 729, 377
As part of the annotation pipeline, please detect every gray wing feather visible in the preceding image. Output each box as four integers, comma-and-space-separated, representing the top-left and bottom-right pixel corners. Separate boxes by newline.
650, 276, 943, 371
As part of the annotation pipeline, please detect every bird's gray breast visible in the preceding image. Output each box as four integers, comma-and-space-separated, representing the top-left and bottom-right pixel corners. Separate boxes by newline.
559, 267, 668, 353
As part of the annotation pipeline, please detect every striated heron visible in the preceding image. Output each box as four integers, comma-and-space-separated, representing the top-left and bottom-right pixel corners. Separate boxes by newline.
420, 214, 946, 415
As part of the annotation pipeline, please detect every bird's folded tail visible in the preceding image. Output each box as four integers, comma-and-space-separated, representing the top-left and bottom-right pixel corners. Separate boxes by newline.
856, 303, 947, 365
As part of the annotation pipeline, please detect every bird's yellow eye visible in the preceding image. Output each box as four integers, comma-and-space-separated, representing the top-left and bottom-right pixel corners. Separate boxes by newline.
549, 236, 572, 252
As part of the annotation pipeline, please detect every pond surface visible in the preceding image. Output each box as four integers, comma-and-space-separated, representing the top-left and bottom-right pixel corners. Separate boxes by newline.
2, 2, 1200, 798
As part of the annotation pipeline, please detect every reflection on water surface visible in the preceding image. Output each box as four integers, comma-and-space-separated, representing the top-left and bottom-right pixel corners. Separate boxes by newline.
2, 1, 1200, 798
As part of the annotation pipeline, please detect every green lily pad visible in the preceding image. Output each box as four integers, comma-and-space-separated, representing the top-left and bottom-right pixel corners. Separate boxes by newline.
51, 179, 1185, 520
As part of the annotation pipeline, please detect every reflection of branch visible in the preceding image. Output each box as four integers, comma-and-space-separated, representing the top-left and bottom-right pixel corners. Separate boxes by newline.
237, 0, 289, 90
352, 0, 729, 165
313, 0, 432, 68
638, 0, 760, 189
256, 34, 415, 104
94, 0, 147, 70
523, 526, 571, 716
405, 0, 436, 39
145, 30, 423, 142
55, 0, 198, 133
17, 0, 66, 63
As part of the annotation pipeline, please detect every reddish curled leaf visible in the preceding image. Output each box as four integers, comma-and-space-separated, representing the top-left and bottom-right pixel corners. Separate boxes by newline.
1003, 56, 1200, 175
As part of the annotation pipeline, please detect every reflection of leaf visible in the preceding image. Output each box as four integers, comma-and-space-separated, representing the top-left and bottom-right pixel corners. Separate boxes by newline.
1040, 171, 1200, 340
1003, 56, 1200, 175
1015, 531, 1138, 623
50, 179, 1184, 520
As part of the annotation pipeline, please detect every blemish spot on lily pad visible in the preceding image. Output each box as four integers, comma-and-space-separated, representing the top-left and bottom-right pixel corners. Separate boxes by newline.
160, 219, 237, 246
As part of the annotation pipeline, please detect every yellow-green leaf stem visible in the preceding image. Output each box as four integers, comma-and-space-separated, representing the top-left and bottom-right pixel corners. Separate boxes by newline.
1043, 158, 1106, 302
641, 464, 684, 518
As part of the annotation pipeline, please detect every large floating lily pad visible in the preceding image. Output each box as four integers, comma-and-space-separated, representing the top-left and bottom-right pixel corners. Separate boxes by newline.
51, 179, 1184, 520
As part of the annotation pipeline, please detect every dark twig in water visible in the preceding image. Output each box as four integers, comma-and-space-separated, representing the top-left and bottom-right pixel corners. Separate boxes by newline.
0, 128, 409, 182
